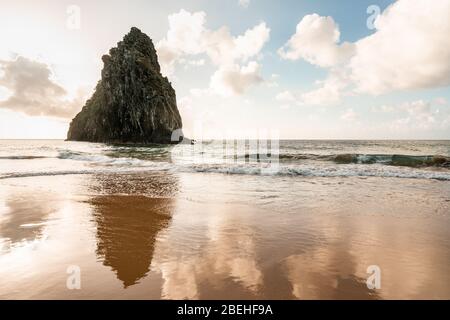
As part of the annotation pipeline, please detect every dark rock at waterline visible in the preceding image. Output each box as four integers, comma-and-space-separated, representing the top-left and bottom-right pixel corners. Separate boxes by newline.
67, 27, 183, 144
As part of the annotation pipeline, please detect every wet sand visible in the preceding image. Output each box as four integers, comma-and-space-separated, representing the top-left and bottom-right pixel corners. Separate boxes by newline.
0, 171, 449, 299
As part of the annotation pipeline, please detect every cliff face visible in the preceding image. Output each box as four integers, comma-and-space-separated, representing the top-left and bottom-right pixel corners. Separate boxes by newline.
67, 27, 183, 144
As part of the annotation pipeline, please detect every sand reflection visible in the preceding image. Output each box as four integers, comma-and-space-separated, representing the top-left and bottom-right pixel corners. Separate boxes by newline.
152, 203, 264, 299
91, 195, 173, 287
1, 171, 448, 299
0, 190, 60, 251
88, 173, 177, 288
285, 247, 379, 300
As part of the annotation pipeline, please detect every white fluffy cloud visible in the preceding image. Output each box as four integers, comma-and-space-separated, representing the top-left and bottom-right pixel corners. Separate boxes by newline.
278, 14, 355, 67
202, 23, 269, 67
210, 61, 263, 96
300, 70, 349, 105
157, 9, 270, 96
0, 56, 84, 118
156, 10, 207, 75
276, 69, 349, 106
279, 0, 450, 105
350, 0, 450, 95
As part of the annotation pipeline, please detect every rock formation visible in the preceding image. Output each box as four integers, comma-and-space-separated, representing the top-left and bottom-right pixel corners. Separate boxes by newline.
67, 27, 183, 143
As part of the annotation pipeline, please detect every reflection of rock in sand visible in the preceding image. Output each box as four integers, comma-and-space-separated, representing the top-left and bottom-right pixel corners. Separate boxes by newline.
88, 172, 178, 288
91, 195, 173, 288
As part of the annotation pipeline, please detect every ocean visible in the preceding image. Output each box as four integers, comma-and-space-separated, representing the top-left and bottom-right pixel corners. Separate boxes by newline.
1, 139, 450, 180
0, 139, 449, 299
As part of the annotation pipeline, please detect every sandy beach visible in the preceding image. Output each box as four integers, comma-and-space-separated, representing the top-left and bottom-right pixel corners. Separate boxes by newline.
1, 164, 449, 299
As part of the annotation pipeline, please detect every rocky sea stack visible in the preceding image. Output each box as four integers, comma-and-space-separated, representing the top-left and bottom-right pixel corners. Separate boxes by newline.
67, 27, 183, 144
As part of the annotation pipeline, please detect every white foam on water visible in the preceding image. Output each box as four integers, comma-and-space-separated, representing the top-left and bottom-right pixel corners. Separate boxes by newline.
182, 163, 450, 180
1, 141, 449, 181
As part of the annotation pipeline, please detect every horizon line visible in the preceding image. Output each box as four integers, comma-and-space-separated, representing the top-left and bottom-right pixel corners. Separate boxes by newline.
1, 138, 449, 141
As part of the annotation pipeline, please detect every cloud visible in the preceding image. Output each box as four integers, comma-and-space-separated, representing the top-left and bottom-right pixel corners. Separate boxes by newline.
157, 10, 270, 69
203, 22, 270, 65
238, 0, 250, 8
187, 59, 205, 66
278, 14, 355, 67
0, 56, 84, 118
266, 73, 280, 88
279, 0, 450, 105
156, 10, 207, 75
157, 9, 270, 95
371, 104, 395, 113
210, 61, 263, 96
395, 100, 436, 129
349, 0, 450, 95
373, 99, 449, 132
275, 69, 349, 106
276, 90, 296, 103
300, 70, 349, 105
340, 108, 358, 122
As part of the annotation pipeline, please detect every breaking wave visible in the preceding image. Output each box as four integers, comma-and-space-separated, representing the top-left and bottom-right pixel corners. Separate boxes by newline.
331, 154, 450, 167
1, 147, 449, 181
56, 150, 165, 167
0, 156, 49, 160
2, 163, 449, 181
277, 153, 450, 167
185, 163, 450, 181
0, 170, 96, 180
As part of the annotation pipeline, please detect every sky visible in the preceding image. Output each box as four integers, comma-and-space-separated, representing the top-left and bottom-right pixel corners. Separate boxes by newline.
0, 0, 449, 139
